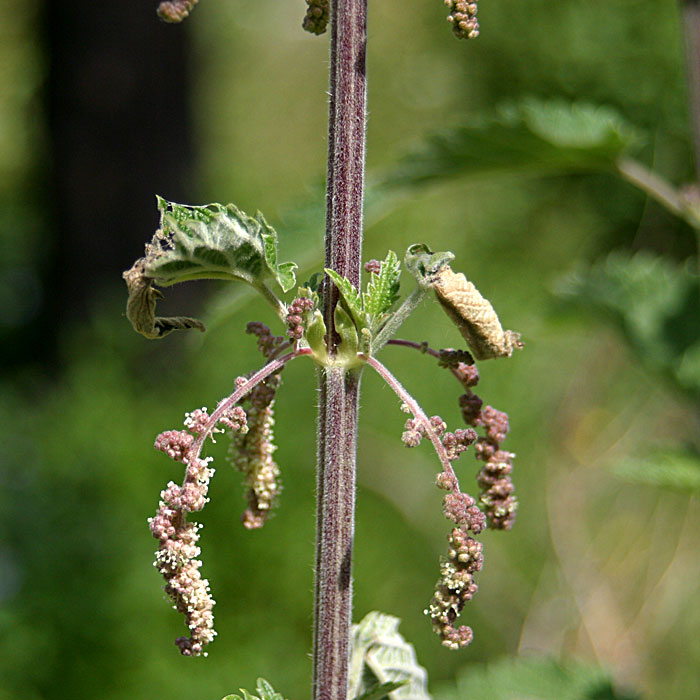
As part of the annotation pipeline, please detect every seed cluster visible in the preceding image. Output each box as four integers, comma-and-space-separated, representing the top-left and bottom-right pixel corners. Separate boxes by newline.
302, 0, 330, 35
444, 0, 479, 40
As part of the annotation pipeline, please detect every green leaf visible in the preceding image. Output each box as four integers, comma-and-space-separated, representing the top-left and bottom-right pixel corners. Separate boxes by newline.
364, 251, 401, 329
386, 98, 643, 188
404, 244, 454, 288
325, 268, 366, 331
304, 309, 330, 364
349, 612, 431, 700
146, 197, 296, 293
555, 251, 700, 399
433, 656, 642, 700
353, 681, 407, 700
334, 305, 360, 365
614, 449, 700, 493
221, 678, 288, 700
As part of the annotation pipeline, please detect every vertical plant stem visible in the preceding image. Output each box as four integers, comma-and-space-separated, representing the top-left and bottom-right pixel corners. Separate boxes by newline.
313, 0, 368, 698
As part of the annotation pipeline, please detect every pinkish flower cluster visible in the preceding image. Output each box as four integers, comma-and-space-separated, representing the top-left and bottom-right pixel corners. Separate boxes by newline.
364, 259, 383, 275
230, 373, 282, 529
285, 297, 315, 341
246, 322, 286, 359
425, 528, 484, 649
444, 0, 479, 40
157, 0, 198, 23
442, 492, 486, 533
149, 400, 249, 656
401, 414, 476, 462
457, 367, 518, 530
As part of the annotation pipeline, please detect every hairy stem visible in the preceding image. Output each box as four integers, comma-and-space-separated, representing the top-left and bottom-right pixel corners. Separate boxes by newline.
313, 0, 368, 698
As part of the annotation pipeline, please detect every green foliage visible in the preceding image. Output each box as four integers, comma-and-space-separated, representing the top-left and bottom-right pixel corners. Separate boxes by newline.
222, 678, 288, 700
614, 449, 700, 493
433, 656, 642, 700
363, 251, 401, 327
325, 268, 365, 330
403, 244, 453, 288
349, 612, 431, 700
352, 681, 407, 700
386, 98, 643, 187
325, 251, 404, 343
555, 251, 700, 399
147, 196, 296, 293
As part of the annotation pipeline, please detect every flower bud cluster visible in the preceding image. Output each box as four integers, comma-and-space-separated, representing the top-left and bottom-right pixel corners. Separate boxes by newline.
401, 415, 475, 456
425, 528, 484, 649
364, 259, 382, 275
457, 367, 518, 530
246, 322, 286, 359
302, 0, 330, 35
445, 0, 479, 40
157, 0, 198, 23
230, 376, 281, 530
285, 297, 315, 341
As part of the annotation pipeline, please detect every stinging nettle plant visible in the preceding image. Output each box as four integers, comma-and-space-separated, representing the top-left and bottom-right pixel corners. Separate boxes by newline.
124, 1, 522, 697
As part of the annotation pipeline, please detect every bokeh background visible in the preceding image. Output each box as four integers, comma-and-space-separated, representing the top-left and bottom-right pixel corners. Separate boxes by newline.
1, 0, 698, 698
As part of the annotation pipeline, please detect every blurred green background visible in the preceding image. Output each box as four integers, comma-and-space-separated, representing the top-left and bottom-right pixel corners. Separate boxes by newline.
1, 0, 699, 699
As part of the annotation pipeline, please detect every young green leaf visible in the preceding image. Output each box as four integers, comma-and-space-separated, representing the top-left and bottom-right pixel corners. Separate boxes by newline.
221, 678, 288, 700
334, 304, 360, 366
325, 268, 366, 331
349, 612, 431, 700
146, 197, 296, 293
364, 250, 401, 328
353, 681, 407, 700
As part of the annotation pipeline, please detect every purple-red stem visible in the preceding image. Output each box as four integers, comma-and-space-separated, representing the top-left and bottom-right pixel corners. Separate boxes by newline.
313, 0, 368, 698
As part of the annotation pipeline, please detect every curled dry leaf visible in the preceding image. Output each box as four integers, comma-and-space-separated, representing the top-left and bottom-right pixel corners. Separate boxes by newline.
431, 265, 522, 360
123, 260, 205, 339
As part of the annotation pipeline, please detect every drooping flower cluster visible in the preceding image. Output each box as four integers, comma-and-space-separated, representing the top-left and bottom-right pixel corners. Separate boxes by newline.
437, 349, 518, 530
425, 528, 484, 649
444, 0, 479, 40
228, 323, 287, 529
302, 0, 330, 35
157, 0, 199, 23
149, 404, 248, 656
392, 374, 486, 648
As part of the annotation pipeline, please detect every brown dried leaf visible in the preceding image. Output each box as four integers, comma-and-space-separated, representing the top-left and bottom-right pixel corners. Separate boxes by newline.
432, 266, 522, 360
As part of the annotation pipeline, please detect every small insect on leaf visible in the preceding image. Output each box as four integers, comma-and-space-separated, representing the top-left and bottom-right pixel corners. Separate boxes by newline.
431, 265, 522, 360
